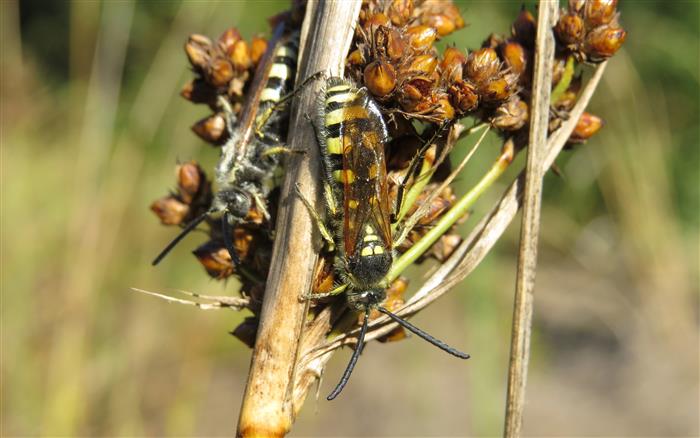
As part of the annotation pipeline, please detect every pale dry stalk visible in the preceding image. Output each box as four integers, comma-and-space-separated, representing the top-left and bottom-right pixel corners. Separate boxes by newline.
503, 1, 558, 437
236, 2, 361, 437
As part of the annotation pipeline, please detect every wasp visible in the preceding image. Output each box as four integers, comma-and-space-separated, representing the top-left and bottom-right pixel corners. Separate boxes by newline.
153, 24, 300, 267
300, 77, 470, 400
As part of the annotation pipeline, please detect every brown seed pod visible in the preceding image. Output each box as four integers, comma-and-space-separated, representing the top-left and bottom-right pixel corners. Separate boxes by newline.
584, 0, 618, 27
387, 0, 413, 26
374, 26, 407, 62
584, 25, 627, 62
569, 111, 604, 143
207, 57, 234, 87
231, 317, 258, 348
448, 79, 479, 114
491, 96, 529, 131
364, 60, 398, 98
185, 34, 212, 71
433, 94, 456, 121
177, 161, 205, 204
151, 196, 190, 226
440, 47, 467, 82
569, 0, 586, 14
367, 11, 392, 28
466, 48, 501, 86
418, 2, 465, 37
500, 40, 528, 78
229, 39, 252, 71
191, 113, 227, 144
408, 54, 438, 75
180, 78, 218, 105
406, 25, 438, 52
375, 277, 409, 343
397, 76, 434, 112
347, 48, 365, 67
555, 12, 586, 46
218, 28, 242, 54
432, 233, 463, 262
512, 8, 536, 47
193, 240, 234, 279
480, 72, 519, 103
250, 36, 268, 66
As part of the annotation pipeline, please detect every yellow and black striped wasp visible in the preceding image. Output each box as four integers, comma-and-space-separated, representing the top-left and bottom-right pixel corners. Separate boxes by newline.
300, 77, 469, 400
152, 23, 300, 267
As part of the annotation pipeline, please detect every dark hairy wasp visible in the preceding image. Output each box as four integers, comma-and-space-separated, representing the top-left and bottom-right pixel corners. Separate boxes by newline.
300, 77, 470, 400
153, 24, 300, 267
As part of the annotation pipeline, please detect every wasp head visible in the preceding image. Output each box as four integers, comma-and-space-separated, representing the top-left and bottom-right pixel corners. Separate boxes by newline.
216, 188, 251, 221
346, 287, 386, 312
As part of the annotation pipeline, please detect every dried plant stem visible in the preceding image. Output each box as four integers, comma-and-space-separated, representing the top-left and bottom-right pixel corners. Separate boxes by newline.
236, 2, 361, 437
504, 2, 558, 437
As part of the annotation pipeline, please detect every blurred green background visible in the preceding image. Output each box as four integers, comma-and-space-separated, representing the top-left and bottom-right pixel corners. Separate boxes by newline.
2, 0, 698, 436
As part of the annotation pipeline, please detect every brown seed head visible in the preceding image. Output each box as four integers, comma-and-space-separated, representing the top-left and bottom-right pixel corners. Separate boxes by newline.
420, 2, 464, 36
481, 73, 519, 103
250, 36, 268, 66
448, 79, 479, 114
151, 196, 190, 226
364, 12, 391, 29
177, 161, 203, 203
347, 48, 365, 67
491, 96, 529, 131
180, 78, 218, 104
569, 111, 604, 142
364, 60, 397, 98
568, 0, 586, 13
501, 41, 528, 77
387, 0, 413, 26
406, 25, 438, 51
584, 0, 618, 27
584, 25, 626, 61
191, 113, 227, 144
218, 28, 242, 54
229, 40, 252, 71
466, 48, 501, 86
207, 57, 234, 87
556, 12, 586, 46
185, 34, 212, 71
408, 54, 438, 75
440, 47, 467, 81
193, 241, 234, 279
433, 94, 455, 121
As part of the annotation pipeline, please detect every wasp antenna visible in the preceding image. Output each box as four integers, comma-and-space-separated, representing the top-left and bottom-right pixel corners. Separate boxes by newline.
377, 306, 470, 359
327, 309, 370, 401
152, 212, 210, 266
221, 212, 241, 267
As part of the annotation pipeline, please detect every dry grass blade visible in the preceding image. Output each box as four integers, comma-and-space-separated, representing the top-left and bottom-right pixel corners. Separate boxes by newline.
504, 1, 557, 436
130, 287, 249, 310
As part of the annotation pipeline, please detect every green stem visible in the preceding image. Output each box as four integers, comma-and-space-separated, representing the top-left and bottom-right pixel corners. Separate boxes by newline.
385, 146, 514, 283
551, 55, 575, 104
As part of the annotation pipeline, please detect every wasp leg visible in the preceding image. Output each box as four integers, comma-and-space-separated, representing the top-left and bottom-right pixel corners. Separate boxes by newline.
217, 95, 237, 134
294, 183, 335, 250
251, 191, 271, 221
301, 283, 348, 301
261, 145, 305, 157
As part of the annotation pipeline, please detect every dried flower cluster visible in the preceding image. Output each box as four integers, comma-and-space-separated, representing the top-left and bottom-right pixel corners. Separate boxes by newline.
149, 0, 626, 349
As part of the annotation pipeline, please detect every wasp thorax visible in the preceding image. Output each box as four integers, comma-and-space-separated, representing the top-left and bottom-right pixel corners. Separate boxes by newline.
346, 243, 393, 289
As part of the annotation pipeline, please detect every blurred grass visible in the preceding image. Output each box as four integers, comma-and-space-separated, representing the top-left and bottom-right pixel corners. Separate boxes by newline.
1, 0, 698, 436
